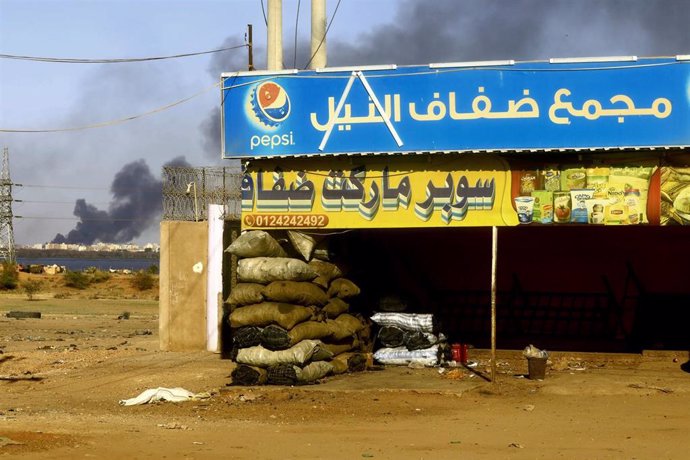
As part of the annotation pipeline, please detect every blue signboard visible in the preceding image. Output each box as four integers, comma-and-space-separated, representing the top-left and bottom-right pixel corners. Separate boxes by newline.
221, 57, 690, 158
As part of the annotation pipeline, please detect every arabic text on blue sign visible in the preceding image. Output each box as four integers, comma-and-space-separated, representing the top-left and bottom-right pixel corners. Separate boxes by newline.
221, 58, 690, 158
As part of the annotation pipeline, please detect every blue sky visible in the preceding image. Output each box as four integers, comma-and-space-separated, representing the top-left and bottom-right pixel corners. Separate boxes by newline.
1, 0, 688, 245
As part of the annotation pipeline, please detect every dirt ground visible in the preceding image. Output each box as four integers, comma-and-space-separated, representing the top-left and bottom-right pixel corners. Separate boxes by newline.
2, 277, 690, 459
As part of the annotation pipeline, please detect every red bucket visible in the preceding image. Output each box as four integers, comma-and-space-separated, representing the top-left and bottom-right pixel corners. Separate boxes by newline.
451, 343, 468, 364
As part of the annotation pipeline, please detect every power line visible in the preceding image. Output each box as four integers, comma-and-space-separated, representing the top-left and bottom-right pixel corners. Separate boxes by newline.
15, 200, 111, 205
303, 0, 341, 69
0, 44, 247, 64
260, 0, 268, 26
16, 216, 152, 222
293, 0, 302, 69
0, 81, 220, 133
13, 183, 109, 190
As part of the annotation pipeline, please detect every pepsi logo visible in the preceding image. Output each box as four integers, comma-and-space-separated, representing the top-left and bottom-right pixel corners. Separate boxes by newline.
250, 82, 291, 127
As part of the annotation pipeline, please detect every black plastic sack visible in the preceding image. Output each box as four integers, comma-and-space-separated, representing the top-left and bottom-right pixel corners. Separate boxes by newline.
231, 364, 268, 385
231, 326, 263, 349
377, 326, 405, 348
261, 324, 291, 351
404, 330, 434, 351
267, 363, 298, 386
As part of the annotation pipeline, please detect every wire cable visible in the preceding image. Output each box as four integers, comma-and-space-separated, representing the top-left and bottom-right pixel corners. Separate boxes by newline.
13, 183, 109, 190
0, 81, 220, 133
15, 216, 152, 222
260, 0, 268, 26
303, 0, 341, 69
15, 199, 111, 205
293, 0, 301, 69
0, 44, 247, 64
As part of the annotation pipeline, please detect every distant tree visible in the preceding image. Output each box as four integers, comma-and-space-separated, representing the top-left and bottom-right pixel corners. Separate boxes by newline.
131, 271, 155, 291
146, 264, 159, 275
90, 270, 111, 283
63, 270, 91, 290
0, 262, 19, 290
22, 279, 42, 300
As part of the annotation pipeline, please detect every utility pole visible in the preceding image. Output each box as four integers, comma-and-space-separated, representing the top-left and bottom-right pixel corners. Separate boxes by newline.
310, 0, 327, 69
266, 0, 283, 70
247, 24, 254, 71
0, 147, 16, 264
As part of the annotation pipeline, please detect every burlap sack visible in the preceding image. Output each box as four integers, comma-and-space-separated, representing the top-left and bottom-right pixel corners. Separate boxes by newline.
229, 302, 314, 329
327, 278, 361, 298
287, 230, 316, 261
225, 230, 287, 258
238, 257, 317, 283
331, 352, 367, 373
321, 298, 349, 318
332, 313, 366, 337
226, 283, 265, 306
262, 281, 328, 306
308, 260, 343, 289
288, 321, 334, 345
323, 318, 354, 341
295, 361, 333, 383
329, 356, 349, 375
320, 337, 360, 356
235, 340, 322, 367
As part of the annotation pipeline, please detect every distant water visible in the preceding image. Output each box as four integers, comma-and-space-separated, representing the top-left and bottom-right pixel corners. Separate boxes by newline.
17, 257, 159, 272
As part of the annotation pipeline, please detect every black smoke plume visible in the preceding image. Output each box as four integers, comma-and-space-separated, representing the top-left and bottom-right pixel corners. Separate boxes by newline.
52, 156, 190, 245
199, 0, 689, 156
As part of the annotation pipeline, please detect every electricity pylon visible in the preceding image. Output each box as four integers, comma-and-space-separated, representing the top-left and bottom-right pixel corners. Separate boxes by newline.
0, 147, 16, 263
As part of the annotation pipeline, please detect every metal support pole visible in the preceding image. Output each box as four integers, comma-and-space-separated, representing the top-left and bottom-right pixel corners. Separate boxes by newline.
267, 0, 283, 70
490, 226, 498, 383
310, 0, 327, 69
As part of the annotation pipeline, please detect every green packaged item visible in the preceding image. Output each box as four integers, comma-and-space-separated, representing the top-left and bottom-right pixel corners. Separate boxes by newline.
561, 168, 586, 191
531, 190, 554, 223
541, 168, 561, 192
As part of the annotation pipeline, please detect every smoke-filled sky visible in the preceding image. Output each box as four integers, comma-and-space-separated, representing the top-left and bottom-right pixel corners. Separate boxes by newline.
1, 0, 688, 245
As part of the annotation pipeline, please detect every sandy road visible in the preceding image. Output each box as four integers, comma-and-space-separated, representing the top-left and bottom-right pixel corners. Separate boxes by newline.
2, 313, 690, 459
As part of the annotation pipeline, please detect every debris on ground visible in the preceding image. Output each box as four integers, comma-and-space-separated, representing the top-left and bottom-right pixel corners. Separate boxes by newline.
628, 383, 674, 394
119, 387, 211, 406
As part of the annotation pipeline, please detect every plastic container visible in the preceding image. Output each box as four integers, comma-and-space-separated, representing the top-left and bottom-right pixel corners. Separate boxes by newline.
527, 357, 547, 380
451, 343, 468, 364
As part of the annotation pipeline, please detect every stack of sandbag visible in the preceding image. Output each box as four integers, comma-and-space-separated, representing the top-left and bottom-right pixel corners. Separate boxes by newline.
370, 312, 445, 367
225, 230, 370, 385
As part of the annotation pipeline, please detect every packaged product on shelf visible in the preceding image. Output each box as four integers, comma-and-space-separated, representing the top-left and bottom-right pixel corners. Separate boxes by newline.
553, 191, 572, 223
560, 168, 586, 191
514, 196, 535, 224
608, 166, 654, 223
531, 190, 554, 224
570, 189, 595, 223
541, 167, 561, 192
519, 170, 541, 195
586, 167, 610, 198
585, 199, 610, 224
606, 200, 628, 225
625, 189, 642, 225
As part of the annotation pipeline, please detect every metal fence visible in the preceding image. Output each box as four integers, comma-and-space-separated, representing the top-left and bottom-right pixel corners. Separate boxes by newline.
162, 166, 242, 221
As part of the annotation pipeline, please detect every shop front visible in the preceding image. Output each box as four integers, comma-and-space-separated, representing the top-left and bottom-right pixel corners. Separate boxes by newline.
221, 57, 690, 355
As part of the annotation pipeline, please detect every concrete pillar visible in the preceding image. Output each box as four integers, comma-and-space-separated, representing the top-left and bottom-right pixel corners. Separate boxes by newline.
310, 0, 327, 69
267, 0, 283, 70
159, 221, 208, 351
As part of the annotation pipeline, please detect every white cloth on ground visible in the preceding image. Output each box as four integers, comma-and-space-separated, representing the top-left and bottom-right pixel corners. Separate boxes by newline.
119, 387, 210, 406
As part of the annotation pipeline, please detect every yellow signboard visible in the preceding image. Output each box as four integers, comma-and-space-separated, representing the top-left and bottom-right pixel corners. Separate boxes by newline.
241, 154, 518, 229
